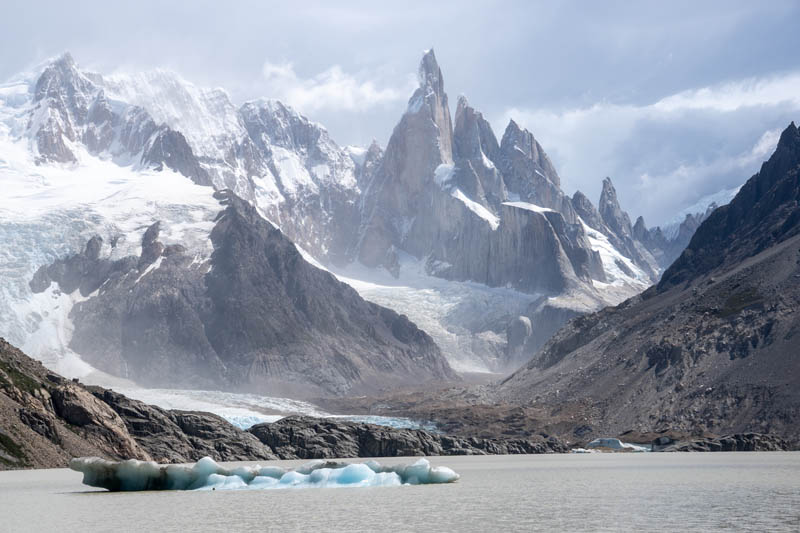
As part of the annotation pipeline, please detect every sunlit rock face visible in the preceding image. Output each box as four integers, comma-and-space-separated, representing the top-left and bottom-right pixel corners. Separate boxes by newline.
357, 49, 455, 269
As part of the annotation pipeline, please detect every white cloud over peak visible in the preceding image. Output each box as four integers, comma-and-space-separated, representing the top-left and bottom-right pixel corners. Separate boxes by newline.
653, 72, 800, 112
497, 71, 800, 225
261, 60, 415, 114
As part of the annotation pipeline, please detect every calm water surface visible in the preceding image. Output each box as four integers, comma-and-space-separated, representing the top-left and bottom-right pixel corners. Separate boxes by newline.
1, 453, 799, 532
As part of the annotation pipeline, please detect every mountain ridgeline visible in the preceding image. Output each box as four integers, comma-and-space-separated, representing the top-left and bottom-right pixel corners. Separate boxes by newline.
26, 51, 692, 286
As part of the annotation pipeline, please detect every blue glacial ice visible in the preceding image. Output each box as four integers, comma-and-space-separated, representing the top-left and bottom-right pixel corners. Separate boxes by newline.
69, 456, 460, 492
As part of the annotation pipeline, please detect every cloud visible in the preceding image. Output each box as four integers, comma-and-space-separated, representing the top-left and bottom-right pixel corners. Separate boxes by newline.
653, 72, 800, 112
261, 60, 414, 114
497, 71, 800, 225
634, 128, 781, 224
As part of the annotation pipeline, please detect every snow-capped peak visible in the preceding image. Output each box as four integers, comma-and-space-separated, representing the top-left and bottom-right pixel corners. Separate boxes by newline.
102, 68, 245, 161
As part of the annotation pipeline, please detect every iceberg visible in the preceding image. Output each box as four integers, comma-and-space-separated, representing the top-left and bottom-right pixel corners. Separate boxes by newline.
586, 438, 650, 452
69, 456, 460, 492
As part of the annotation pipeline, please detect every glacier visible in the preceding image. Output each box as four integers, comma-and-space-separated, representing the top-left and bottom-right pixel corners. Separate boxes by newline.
69, 456, 459, 491
333, 256, 540, 373
113, 387, 437, 431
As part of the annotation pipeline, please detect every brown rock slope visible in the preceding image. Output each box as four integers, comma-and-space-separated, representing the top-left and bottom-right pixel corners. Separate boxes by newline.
498, 123, 800, 446
0, 338, 276, 469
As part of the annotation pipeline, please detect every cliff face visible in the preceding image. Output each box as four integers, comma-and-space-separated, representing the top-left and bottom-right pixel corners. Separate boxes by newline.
497, 124, 800, 445
30, 190, 455, 398
356, 51, 604, 296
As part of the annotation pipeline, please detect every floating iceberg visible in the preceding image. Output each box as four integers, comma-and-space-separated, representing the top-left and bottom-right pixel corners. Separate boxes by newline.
586, 438, 650, 452
69, 456, 460, 492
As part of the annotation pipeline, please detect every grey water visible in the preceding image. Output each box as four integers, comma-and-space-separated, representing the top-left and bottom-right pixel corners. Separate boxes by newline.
1, 453, 799, 532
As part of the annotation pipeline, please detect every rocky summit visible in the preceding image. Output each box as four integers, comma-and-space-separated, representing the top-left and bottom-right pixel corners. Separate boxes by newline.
352, 50, 698, 368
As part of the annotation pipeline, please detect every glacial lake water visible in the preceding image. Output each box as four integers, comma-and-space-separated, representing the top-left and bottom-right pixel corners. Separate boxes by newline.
1, 453, 799, 532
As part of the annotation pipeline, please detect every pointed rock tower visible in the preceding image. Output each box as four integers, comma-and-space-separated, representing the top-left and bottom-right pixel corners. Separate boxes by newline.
358, 49, 455, 268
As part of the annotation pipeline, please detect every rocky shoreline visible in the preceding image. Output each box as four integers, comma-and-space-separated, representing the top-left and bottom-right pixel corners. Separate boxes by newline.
0, 338, 569, 469
0, 338, 792, 470
251, 416, 568, 459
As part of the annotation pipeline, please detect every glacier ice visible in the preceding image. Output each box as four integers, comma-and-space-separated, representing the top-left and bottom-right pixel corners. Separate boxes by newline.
69, 456, 459, 492
333, 256, 540, 373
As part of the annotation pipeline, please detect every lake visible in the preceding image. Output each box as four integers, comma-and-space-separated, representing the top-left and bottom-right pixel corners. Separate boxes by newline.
1, 453, 799, 532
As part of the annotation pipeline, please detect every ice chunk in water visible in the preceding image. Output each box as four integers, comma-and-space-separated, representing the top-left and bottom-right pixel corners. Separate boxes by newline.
69, 456, 459, 492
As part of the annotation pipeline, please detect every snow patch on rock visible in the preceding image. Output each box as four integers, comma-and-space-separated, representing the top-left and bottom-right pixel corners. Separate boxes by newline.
452, 189, 500, 230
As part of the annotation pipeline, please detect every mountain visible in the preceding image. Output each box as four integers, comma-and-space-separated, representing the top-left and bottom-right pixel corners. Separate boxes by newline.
353, 50, 688, 369
11, 53, 361, 265
0, 50, 704, 381
497, 123, 800, 444
28, 190, 455, 397
1, 62, 455, 396
357, 49, 606, 293
633, 201, 721, 270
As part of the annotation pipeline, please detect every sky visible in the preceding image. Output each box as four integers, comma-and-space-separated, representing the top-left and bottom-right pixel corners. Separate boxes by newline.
2, 1, 800, 225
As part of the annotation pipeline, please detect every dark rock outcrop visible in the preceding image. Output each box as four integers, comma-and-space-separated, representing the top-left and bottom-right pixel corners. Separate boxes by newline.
1, 339, 567, 470
248, 415, 568, 459
141, 127, 212, 186
652, 433, 788, 452
90, 389, 276, 463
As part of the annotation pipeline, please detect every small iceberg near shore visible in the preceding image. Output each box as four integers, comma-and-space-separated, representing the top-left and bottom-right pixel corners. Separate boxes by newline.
69, 456, 460, 492
585, 438, 650, 452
